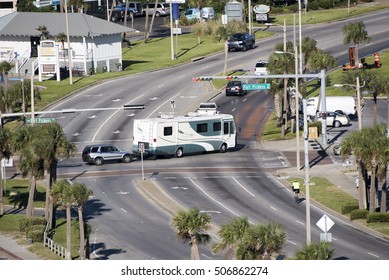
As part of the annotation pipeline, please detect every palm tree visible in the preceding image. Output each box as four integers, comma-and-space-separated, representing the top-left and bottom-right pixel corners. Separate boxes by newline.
269, 41, 295, 136
0, 61, 14, 111
341, 125, 389, 211
236, 222, 286, 260
170, 208, 211, 260
308, 49, 337, 72
55, 32, 67, 69
212, 216, 250, 259
51, 179, 74, 260
36, 25, 49, 40
343, 21, 371, 66
341, 129, 369, 209
72, 182, 93, 260
144, 0, 159, 43
301, 37, 318, 74
295, 241, 334, 260
10, 125, 46, 216
34, 123, 76, 229
17, 146, 44, 217
0, 126, 12, 216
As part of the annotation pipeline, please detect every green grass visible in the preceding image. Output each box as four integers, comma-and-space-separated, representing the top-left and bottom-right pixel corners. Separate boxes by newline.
2, 179, 46, 209
0, 214, 81, 260
286, 177, 389, 236
33, 32, 273, 112
269, 3, 389, 26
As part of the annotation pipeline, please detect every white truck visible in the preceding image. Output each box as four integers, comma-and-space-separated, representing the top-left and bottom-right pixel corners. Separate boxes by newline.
306, 96, 356, 117
133, 112, 236, 158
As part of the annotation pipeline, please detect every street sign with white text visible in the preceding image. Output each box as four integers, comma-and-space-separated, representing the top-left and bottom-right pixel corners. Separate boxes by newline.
26, 118, 56, 124
243, 83, 271, 90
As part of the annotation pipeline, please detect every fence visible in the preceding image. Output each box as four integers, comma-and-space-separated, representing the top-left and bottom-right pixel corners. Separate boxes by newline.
43, 231, 66, 258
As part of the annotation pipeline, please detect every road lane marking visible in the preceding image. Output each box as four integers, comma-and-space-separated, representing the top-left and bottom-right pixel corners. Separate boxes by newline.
367, 252, 380, 258
147, 92, 182, 118
295, 220, 305, 225
187, 178, 240, 217
270, 206, 277, 211
231, 177, 255, 197
91, 95, 144, 142
120, 208, 127, 213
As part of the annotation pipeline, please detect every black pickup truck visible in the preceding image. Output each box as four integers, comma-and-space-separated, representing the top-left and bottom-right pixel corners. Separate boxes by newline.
227, 33, 255, 52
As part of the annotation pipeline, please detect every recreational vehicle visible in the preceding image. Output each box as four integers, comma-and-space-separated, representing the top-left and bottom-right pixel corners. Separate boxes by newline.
133, 112, 236, 158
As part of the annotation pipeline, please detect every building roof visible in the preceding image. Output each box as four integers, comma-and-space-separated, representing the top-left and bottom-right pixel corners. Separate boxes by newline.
0, 12, 135, 38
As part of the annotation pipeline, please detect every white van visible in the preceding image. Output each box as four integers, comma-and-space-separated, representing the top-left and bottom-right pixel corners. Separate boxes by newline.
306, 96, 356, 117
183, 7, 214, 21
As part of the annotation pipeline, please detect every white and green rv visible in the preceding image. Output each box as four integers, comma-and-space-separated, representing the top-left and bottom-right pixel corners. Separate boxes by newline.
133, 112, 236, 158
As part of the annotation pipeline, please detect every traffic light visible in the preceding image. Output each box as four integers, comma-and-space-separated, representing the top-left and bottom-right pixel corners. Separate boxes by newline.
225, 76, 239, 81
192, 77, 213, 82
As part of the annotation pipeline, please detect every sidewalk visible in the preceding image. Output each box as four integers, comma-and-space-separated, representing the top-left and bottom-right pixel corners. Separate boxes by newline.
0, 233, 42, 260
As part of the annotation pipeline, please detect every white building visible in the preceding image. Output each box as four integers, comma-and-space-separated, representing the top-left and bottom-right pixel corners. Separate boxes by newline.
0, 12, 134, 76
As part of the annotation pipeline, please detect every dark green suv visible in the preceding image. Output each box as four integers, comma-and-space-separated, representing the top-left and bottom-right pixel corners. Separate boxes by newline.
82, 144, 133, 165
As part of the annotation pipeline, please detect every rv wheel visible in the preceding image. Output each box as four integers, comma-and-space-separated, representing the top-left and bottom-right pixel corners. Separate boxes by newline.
175, 148, 184, 158
220, 143, 227, 153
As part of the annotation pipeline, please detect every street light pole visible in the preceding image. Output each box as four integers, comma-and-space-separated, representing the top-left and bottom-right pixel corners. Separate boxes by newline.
64, 0, 73, 85
356, 77, 362, 130
303, 98, 311, 244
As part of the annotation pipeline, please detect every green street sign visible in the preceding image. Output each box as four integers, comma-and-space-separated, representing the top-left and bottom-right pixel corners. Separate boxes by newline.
243, 83, 271, 90
26, 118, 56, 124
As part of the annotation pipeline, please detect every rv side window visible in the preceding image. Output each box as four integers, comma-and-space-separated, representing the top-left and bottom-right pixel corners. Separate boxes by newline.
213, 122, 221, 132
224, 122, 234, 134
197, 123, 208, 133
164, 126, 173, 136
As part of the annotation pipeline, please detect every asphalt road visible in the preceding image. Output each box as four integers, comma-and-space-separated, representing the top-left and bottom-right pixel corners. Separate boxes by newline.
36, 9, 389, 259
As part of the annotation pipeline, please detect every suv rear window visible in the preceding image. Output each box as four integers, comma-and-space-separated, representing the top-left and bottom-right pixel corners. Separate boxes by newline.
256, 62, 268, 67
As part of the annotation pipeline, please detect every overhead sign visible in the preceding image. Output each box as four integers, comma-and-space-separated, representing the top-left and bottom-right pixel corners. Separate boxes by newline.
253, 5, 270, 14
243, 83, 271, 90
316, 214, 335, 233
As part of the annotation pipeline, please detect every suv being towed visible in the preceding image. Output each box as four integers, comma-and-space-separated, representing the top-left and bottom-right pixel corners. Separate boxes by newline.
82, 144, 133, 165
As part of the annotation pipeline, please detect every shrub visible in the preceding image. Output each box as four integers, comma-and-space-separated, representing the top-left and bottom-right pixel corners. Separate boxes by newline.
225, 20, 247, 37
367, 212, 389, 223
350, 209, 369, 220
19, 216, 46, 233
341, 203, 359, 214
214, 26, 227, 42
26, 225, 46, 243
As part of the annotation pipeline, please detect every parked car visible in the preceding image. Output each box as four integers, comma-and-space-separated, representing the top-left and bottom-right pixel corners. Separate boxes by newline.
110, 9, 129, 22
86, 7, 127, 22
317, 111, 350, 127
115, 2, 142, 17
143, 2, 170, 17
227, 33, 255, 52
82, 144, 133, 165
226, 80, 247, 96
254, 60, 268, 75
182, 7, 214, 21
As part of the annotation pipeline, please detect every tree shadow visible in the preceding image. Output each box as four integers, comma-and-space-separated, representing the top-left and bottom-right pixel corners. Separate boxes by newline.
90, 242, 126, 260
